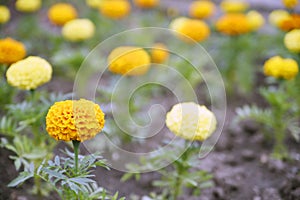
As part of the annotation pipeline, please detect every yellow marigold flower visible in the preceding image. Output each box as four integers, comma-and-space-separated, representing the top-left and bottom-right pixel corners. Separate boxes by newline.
150, 43, 169, 64
269, 10, 291, 27
0, 37, 26, 65
133, 0, 159, 9
189, 0, 216, 19
166, 102, 217, 141
6, 56, 52, 90
48, 3, 78, 26
46, 99, 105, 142
216, 13, 251, 36
15, 0, 41, 13
263, 56, 298, 80
170, 17, 210, 42
62, 19, 95, 42
0, 6, 10, 24
86, 0, 103, 9
220, 0, 249, 13
284, 29, 300, 53
282, 0, 298, 8
99, 0, 131, 19
108, 46, 150, 76
279, 14, 300, 31
246, 10, 265, 31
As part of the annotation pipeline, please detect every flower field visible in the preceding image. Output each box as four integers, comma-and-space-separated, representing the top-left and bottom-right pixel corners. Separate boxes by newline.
0, 0, 300, 200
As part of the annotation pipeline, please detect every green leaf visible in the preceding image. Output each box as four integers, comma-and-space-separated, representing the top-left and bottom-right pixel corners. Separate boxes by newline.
8, 171, 34, 187
120, 173, 134, 182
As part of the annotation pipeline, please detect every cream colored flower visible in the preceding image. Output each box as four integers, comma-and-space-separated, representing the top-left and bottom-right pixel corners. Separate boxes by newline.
0, 6, 10, 24
15, 0, 41, 13
247, 10, 265, 31
62, 19, 95, 42
284, 29, 300, 53
269, 10, 290, 27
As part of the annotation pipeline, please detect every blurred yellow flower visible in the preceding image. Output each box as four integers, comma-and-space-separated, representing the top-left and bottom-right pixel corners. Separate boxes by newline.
216, 13, 251, 35
246, 10, 265, 31
0, 38, 26, 65
0, 6, 10, 24
279, 14, 300, 31
133, 0, 159, 9
99, 0, 131, 19
282, 0, 298, 8
170, 17, 210, 42
86, 0, 103, 9
189, 0, 216, 19
284, 29, 300, 52
62, 19, 95, 42
15, 0, 41, 13
150, 43, 169, 64
48, 3, 78, 26
46, 99, 105, 142
263, 56, 298, 80
220, 0, 249, 13
268, 10, 290, 27
6, 56, 52, 90
108, 46, 150, 76
166, 102, 217, 141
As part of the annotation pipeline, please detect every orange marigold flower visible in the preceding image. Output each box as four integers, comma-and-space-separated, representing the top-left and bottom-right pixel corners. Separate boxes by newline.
170, 17, 210, 42
189, 0, 216, 19
99, 0, 131, 19
0, 38, 26, 65
279, 14, 300, 31
133, 0, 159, 9
150, 43, 169, 64
46, 99, 105, 142
48, 3, 78, 26
216, 13, 251, 36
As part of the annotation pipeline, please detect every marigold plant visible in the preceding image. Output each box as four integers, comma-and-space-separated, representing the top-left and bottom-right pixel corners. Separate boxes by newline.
150, 43, 169, 64
15, 0, 41, 13
263, 56, 299, 80
62, 19, 95, 42
220, 0, 249, 13
282, 0, 298, 8
133, 0, 159, 9
166, 102, 217, 141
0, 37, 26, 65
99, 0, 131, 19
170, 17, 210, 42
216, 13, 251, 35
284, 29, 300, 53
246, 10, 265, 31
268, 9, 290, 27
108, 46, 150, 76
189, 0, 216, 19
47, 3, 78, 26
6, 56, 52, 90
46, 99, 105, 142
0, 5, 10, 24
279, 14, 300, 31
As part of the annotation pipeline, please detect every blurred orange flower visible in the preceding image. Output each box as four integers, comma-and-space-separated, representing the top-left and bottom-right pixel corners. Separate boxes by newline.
48, 3, 78, 26
133, 0, 159, 9
279, 14, 300, 31
99, 0, 131, 19
0, 38, 26, 65
189, 0, 216, 19
216, 13, 251, 35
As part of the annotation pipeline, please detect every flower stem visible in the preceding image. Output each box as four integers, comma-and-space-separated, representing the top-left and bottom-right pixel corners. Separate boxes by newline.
72, 140, 80, 174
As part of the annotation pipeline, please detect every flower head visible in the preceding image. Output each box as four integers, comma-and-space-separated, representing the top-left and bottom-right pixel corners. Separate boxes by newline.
268, 10, 290, 27
108, 46, 150, 76
0, 38, 26, 65
15, 0, 41, 13
99, 0, 131, 19
62, 19, 95, 42
279, 14, 300, 31
166, 102, 217, 141
189, 0, 216, 19
133, 0, 159, 9
150, 43, 169, 64
284, 29, 300, 53
48, 3, 78, 26
46, 99, 105, 142
282, 0, 298, 8
246, 10, 265, 31
0, 6, 10, 24
263, 56, 298, 80
216, 13, 251, 35
170, 17, 210, 42
6, 56, 52, 90
220, 0, 249, 13
86, 0, 103, 9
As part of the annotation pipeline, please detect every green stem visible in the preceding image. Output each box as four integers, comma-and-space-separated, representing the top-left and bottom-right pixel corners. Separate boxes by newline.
72, 140, 80, 174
